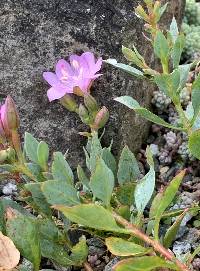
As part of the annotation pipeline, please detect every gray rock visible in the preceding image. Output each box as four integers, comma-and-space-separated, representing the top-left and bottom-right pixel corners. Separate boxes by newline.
0, 0, 185, 167
2, 183, 17, 195
104, 257, 120, 271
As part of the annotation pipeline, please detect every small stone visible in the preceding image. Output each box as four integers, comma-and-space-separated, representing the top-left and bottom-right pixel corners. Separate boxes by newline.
172, 241, 191, 257
160, 166, 170, 175
149, 144, 159, 156
104, 257, 120, 271
2, 183, 17, 195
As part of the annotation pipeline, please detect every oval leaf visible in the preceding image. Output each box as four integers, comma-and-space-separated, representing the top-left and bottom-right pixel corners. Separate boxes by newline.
42, 180, 80, 206
37, 141, 49, 170
163, 209, 188, 248
24, 132, 39, 163
90, 158, 114, 207
114, 96, 183, 131
53, 204, 129, 234
6, 210, 41, 270
105, 237, 152, 256
117, 146, 140, 185
134, 147, 155, 214
52, 152, 74, 185
154, 170, 186, 239
188, 130, 200, 160
113, 256, 178, 271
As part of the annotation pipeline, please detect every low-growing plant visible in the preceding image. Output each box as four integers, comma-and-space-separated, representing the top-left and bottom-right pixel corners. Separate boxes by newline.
1, 1, 200, 271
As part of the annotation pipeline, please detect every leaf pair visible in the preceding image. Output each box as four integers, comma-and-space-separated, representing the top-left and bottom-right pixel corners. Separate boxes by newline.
24, 132, 49, 171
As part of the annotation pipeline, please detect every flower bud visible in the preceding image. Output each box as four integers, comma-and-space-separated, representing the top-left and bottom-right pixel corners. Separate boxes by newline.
79, 104, 90, 125
93, 106, 109, 130
0, 147, 15, 163
60, 94, 78, 112
84, 94, 98, 113
1, 96, 20, 136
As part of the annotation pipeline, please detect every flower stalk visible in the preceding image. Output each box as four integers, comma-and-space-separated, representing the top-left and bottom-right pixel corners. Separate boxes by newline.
112, 212, 190, 271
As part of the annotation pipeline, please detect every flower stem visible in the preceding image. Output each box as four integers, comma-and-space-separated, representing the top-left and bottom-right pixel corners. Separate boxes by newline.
112, 212, 190, 271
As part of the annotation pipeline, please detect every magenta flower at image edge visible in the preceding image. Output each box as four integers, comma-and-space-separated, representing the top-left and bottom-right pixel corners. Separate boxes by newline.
43, 52, 103, 102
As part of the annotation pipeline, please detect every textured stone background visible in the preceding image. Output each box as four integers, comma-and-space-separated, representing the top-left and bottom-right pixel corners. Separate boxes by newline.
0, 0, 185, 167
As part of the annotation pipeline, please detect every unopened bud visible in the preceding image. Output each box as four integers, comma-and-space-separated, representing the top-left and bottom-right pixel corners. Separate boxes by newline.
135, 5, 149, 22
60, 94, 78, 112
84, 94, 98, 113
79, 104, 90, 124
1, 96, 20, 136
93, 106, 109, 130
0, 147, 15, 163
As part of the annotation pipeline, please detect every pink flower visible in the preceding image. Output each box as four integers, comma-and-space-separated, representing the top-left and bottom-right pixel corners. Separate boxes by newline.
43, 52, 102, 101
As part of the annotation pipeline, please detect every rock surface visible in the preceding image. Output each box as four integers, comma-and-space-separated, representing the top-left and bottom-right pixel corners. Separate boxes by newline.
0, 0, 185, 167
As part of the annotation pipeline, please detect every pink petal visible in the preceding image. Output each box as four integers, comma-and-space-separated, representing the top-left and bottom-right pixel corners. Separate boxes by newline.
56, 59, 73, 79
94, 58, 103, 73
43, 72, 59, 86
47, 84, 73, 102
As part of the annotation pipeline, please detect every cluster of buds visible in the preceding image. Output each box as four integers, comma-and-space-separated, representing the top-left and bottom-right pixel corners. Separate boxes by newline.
43, 52, 109, 133
0, 96, 20, 163
135, 0, 168, 40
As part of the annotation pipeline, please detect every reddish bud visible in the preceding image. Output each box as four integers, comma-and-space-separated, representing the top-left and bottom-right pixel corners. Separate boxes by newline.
1, 96, 20, 136
93, 106, 109, 130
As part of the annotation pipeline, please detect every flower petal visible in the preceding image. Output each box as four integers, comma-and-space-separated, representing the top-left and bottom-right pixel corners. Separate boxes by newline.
43, 72, 59, 86
56, 59, 73, 79
82, 52, 102, 75
47, 84, 73, 102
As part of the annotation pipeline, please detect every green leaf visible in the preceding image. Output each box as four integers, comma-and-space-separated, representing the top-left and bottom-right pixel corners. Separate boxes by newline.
77, 165, 90, 190
6, 212, 41, 270
37, 141, 49, 170
114, 96, 183, 131
178, 64, 191, 92
172, 33, 185, 69
122, 46, 145, 68
0, 198, 33, 233
70, 236, 88, 266
113, 256, 178, 271
115, 182, 136, 206
85, 132, 103, 172
154, 170, 185, 239
163, 209, 188, 248
90, 158, 114, 207
26, 163, 46, 182
134, 147, 155, 214
192, 74, 200, 120
102, 147, 117, 176
149, 191, 163, 219
25, 183, 52, 216
104, 59, 144, 78
52, 152, 74, 185
42, 180, 80, 206
117, 146, 140, 185
188, 130, 200, 159
54, 204, 129, 234
105, 237, 152, 256
37, 218, 65, 243
24, 132, 39, 163
40, 239, 73, 267
170, 17, 179, 43
154, 31, 169, 63
154, 69, 180, 97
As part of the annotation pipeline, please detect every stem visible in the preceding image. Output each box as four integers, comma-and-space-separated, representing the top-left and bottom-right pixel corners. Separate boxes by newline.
11, 129, 24, 163
83, 262, 93, 271
112, 212, 190, 271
